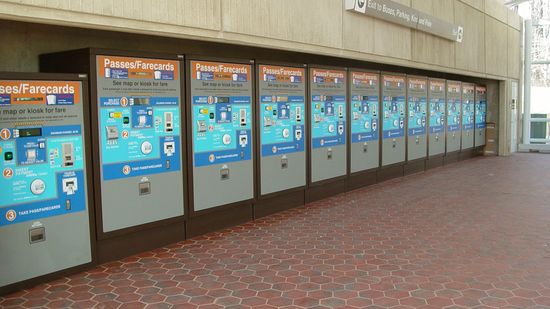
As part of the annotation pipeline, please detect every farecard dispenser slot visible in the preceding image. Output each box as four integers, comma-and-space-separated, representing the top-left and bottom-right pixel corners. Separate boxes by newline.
392, 139, 397, 148
363, 142, 368, 153
29, 227, 45, 244
220, 165, 230, 180
281, 155, 288, 169
139, 182, 151, 196
327, 148, 333, 160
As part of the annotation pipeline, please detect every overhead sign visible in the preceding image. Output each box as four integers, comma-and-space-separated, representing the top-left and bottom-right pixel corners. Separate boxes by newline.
345, 0, 464, 42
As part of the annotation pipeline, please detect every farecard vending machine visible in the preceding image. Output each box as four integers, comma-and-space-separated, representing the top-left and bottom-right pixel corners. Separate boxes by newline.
0, 73, 93, 291
428, 79, 446, 159
188, 58, 254, 233
474, 86, 487, 147
461, 83, 475, 150
349, 70, 380, 175
446, 81, 462, 154
406, 76, 428, 162
381, 73, 406, 167
40, 49, 186, 262
309, 67, 347, 189
256, 63, 306, 215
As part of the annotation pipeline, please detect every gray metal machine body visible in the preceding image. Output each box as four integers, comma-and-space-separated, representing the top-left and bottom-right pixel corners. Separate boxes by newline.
350, 70, 379, 173
95, 55, 184, 232
446, 81, 462, 153
0, 76, 92, 287
428, 79, 446, 156
474, 85, 487, 147
190, 60, 254, 211
406, 76, 428, 161
258, 64, 306, 195
461, 83, 475, 150
309, 67, 347, 182
381, 74, 406, 166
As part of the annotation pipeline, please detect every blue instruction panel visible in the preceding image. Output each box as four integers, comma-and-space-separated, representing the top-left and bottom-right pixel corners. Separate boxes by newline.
0, 80, 87, 226
447, 82, 461, 133
462, 84, 475, 131
97, 55, 182, 181
475, 86, 487, 129
260, 96, 304, 156
191, 61, 252, 167
407, 78, 427, 136
310, 69, 346, 149
351, 71, 378, 143
259, 65, 305, 157
429, 80, 446, 134
382, 76, 406, 139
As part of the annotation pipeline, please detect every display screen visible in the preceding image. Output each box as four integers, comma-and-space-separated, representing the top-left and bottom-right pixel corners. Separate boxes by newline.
18, 128, 42, 137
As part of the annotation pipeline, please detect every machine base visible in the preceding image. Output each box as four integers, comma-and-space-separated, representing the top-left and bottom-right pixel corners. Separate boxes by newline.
346, 169, 378, 192
444, 151, 460, 165
254, 190, 305, 219
305, 178, 346, 203
187, 202, 253, 238
404, 159, 426, 176
378, 164, 404, 183
426, 155, 444, 170
97, 219, 185, 263
459, 149, 475, 161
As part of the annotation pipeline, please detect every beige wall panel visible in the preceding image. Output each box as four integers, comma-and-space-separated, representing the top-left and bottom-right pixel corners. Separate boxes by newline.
373, 20, 411, 60
222, 0, 342, 49
508, 10, 521, 30
392, 0, 411, 6
412, 0, 454, 20
342, 11, 375, 54
455, 1, 485, 73
3, 0, 222, 30
485, 0, 508, 23
508, 27, 520, 79
485, 17, 508, 77
0, 0, 522, 80
411, 0, 455, 68
459, 0, 484, 12
412, 32, 455, 68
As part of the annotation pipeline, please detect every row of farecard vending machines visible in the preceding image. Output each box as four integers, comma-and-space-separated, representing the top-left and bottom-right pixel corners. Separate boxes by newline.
0, 49, 487, 292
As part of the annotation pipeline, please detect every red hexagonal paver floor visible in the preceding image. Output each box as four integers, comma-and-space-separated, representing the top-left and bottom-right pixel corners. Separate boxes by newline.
2, 154, 550, 308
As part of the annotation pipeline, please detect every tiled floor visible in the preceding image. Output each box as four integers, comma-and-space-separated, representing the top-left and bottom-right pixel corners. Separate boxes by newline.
3, 154, 550, 308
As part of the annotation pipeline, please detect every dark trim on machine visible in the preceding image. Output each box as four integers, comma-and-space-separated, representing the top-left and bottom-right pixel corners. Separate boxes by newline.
253, 61, 308, 218
0, 72, 97, 295
40, 49, 187, 263
184, 55, 255, 236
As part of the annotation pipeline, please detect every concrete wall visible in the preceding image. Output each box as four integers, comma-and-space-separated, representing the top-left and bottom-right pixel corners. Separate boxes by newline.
0, 0, 522, 81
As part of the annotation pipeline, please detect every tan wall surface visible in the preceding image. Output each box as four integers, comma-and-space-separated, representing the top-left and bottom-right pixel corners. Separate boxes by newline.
0, 0, 521, 80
